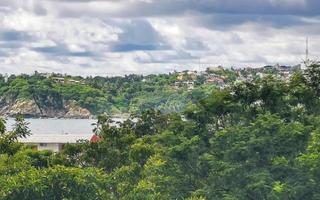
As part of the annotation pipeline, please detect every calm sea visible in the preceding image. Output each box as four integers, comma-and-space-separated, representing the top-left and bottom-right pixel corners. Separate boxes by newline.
5, 118, 124, 135
7, 118, 96, 134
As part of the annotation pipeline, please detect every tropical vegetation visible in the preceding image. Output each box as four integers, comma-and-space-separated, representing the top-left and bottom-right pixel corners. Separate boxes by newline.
1, 63, 320, 199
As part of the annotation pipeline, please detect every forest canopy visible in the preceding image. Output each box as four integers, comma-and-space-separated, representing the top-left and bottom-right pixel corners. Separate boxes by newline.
1, 63, 320, 199
0, 71, 221, 115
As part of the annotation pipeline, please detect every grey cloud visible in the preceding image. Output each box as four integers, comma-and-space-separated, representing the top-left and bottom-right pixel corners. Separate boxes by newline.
34, 0, 320, 31
32, 4, 47, 16
32, 44, 98, 57
110, 19, 171, 52
111, 44, 160, 52
117, 20, 162, 45
240, 55, 269, 64
190, 13, 313, 31
5, 0, 318, 29
0, 30, 33, 41
50, 0, 320, 18
134, 50, 196, 64
0, 0, 319, 76
0, 49, 10, 57
0, 42, 25, 49
184, 38, 210, 51
46, 0, 89, 1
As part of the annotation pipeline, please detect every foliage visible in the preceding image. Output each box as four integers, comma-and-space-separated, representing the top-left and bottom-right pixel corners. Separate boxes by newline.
0, 73, 214, 115
0, 115, 30, 155
1, 66, 320, 199
0, 166, 107, 200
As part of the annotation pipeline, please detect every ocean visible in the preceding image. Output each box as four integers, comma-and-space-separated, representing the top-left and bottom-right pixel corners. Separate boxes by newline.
5, 117, 124, 135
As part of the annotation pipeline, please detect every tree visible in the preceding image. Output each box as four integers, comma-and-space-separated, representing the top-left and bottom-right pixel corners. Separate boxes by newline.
0, 118, 5, 135
0, 166, 108, 200
0, 115, 30, 155
304, 61, 320, 95
2, 70, 320, 199
12, 115, 31, 140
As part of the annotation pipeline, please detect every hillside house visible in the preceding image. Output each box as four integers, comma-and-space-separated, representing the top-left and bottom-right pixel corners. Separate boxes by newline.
52, 77, 83, 85
19, 134, 94, 152
176, 70, 197, 81
206, 77, 226, 89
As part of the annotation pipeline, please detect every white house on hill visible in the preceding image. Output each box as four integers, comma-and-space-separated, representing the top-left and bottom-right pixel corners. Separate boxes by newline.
18, 134, 93, 152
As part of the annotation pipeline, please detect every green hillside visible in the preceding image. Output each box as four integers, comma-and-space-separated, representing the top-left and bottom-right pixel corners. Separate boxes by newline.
0, 70, 232, 116
0, 63, 320, 199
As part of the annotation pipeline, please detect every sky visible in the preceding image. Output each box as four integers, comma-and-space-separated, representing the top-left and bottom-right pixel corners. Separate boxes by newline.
0, 0, 319, 76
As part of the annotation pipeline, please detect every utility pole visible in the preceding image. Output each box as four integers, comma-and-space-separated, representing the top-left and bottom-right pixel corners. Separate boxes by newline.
4, 73, 8, 83
305, 37, 310, 66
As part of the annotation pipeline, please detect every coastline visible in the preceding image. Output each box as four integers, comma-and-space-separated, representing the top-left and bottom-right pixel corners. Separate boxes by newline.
2, 113, 131, 120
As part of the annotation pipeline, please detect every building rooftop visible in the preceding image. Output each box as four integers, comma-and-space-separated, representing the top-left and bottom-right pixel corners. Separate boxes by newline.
18, 133, 92, 144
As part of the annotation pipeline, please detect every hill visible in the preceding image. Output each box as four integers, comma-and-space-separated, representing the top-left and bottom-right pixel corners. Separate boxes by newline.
1, 63, 320, 199
0, 65, 300, 118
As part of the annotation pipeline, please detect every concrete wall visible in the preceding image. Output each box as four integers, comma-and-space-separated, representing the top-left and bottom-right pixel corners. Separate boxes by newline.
29, 143, 63, 152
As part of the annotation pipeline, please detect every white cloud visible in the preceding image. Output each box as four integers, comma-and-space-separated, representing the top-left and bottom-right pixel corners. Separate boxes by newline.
269, 0, 306, 7
0, 0, 319, 75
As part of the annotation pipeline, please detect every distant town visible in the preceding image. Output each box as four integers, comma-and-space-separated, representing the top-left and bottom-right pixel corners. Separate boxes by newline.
2, 63, 303, 92
171, 63, 302, 91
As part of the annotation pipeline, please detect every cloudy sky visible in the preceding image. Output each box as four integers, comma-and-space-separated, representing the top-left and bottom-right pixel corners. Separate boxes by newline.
0, 0, 319, 76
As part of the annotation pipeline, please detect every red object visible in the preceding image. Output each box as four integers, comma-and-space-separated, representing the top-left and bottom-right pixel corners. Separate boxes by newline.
90, 134, 101, 143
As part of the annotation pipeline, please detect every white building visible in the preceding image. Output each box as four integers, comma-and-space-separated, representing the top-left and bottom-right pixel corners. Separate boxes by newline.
19, 133, 93, 152
4, 73, 8, 83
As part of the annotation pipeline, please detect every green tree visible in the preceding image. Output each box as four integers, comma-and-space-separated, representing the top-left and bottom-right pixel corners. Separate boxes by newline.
0, 115, 30, 155
304, 62, 320, 95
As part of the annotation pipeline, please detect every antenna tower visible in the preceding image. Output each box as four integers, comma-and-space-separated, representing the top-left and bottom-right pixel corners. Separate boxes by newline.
305, 37, 310, 66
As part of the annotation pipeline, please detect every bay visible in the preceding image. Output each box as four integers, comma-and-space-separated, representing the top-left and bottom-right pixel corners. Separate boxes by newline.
5, 117, 125, 135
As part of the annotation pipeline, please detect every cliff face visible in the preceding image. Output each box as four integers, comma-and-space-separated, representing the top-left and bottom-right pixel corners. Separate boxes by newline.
0, 99, 92, 118
65, 101, 92, 118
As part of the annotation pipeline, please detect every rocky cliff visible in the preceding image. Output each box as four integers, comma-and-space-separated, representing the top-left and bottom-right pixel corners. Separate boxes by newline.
0, 99, 92, 118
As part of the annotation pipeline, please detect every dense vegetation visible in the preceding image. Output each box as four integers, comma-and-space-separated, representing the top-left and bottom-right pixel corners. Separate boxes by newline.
1, 63, 320, 199
0, 71, 224, 115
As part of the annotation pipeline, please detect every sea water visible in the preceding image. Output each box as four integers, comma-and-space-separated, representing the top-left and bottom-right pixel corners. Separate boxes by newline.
5, 117, 124, 135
